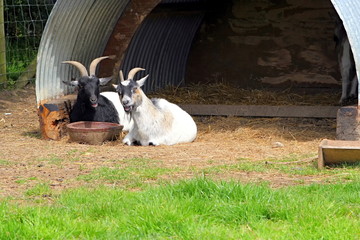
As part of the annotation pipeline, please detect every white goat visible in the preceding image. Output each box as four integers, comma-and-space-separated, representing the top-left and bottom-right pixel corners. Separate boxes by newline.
114, 68, 197, 146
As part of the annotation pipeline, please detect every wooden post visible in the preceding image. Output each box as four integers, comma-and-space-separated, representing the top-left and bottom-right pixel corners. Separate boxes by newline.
38, 95, 76, 140
0, 0, 7, 87
336, 106, 360, 140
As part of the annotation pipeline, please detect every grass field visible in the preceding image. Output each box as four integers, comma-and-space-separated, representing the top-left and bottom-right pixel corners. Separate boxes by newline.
1, 177, 359, 239
1, 82, 359, 239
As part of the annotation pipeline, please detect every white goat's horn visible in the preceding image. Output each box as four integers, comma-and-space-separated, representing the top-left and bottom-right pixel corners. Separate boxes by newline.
89, 56, 110, 76
62, 61, 88, 77
128, 67, 145, 80
119, 70, 125, 82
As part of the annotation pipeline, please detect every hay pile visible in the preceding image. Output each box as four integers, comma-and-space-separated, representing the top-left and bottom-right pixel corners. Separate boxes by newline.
148, 82, 341, 106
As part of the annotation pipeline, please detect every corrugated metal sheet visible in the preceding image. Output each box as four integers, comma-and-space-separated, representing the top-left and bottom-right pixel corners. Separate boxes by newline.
36, 0, 130, 104
331, 0, 360, 104
121, 13, 204, 92
36, 0, 360, 103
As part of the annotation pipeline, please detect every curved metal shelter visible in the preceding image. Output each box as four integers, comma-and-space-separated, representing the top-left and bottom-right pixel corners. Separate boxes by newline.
36, 0, 130, 104
331, 0, 360, 102
121, 13, 204, 92
36, 0, 360, 105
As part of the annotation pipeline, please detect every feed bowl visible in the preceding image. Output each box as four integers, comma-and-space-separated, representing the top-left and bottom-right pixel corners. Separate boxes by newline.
67, 121, 123, 145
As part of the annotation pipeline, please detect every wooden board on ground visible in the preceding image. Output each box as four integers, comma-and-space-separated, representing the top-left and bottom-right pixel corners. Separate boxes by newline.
318, 139, 360, 169
37, 98, 339, 140
180, 104, 339, 118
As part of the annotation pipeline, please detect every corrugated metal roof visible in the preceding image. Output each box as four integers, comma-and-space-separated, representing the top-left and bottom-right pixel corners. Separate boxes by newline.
331, 0, 360, 103
36, 0, 130, 104
121, 12, 204, 92
36, 0, 360, 104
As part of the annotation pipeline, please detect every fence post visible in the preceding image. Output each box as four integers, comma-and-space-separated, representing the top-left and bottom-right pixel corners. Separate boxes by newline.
0, 0, 6, 87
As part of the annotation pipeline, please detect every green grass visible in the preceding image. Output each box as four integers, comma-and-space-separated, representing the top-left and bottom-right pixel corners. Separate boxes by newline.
0, 159, 12, 166
197, 154, 360, 183
15, 177, 38, 185
78, 158, 176, 189
0, 178, 359, 239
24, 183, 52, 198
36, 154, 64, 166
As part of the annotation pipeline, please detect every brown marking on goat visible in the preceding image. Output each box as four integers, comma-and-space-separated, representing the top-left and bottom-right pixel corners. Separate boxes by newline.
133, 88, 143, 105
150, 98, 174, 133
162, 110, 174, 132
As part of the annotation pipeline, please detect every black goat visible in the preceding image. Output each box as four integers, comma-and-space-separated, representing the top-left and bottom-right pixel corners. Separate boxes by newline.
62, 56, 120, 124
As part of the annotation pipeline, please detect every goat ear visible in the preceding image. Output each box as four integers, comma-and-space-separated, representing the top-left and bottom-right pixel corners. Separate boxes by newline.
112, 84, 119, 91
137, 75, 149, 87
99, 77, 112, 86
62, 80, 78, 87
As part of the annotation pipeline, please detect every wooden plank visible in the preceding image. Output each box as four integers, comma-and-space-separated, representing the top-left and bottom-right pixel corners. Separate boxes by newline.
318, 139, 360, 169
179, 104, 339, 118
318, 139, 326, 169
38, 99, 339, 139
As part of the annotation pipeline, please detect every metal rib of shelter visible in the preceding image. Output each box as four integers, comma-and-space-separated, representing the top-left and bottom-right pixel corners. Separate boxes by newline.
331, 0, 360, 106
36, 0, 130, 104
121, 13, 204, 93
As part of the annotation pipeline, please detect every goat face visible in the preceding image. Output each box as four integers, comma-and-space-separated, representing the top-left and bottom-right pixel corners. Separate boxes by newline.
77, 77, 101, 108
62, 56, 113, 108
115, 75, 149, 113
116, 80, 141, 112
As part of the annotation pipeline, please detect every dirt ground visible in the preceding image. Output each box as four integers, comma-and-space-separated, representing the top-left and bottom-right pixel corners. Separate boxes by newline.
0, 86, 337, 198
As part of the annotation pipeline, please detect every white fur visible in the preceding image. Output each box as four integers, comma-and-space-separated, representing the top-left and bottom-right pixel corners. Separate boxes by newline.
122, 90, 197, 146
100, 91, 134, 131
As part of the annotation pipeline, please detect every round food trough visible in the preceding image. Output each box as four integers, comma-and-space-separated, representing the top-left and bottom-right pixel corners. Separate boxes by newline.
67, 121, 123, 145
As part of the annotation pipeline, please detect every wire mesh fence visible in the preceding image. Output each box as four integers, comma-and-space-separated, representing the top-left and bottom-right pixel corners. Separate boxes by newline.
0, 0, 55, 89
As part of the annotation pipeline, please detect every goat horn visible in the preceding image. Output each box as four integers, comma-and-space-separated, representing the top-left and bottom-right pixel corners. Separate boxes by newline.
119, 70, 125, 82
128, 67, 145, 80
89, 56, 110, 76
62, 61, 88, 77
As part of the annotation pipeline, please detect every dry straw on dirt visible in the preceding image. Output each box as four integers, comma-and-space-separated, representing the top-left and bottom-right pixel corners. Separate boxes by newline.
0, 86, 338, 198
149, 81, 341, 106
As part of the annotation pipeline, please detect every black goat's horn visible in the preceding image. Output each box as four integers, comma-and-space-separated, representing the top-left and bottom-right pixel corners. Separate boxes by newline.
62, 61, 88, 77
89, 56, 110, 76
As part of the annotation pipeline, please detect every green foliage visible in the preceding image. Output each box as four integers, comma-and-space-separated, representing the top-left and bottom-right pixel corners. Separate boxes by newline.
4, 0, 54, 40
4, 39, 37, 88
0, 179, 359, 239
1, 0, 55, 89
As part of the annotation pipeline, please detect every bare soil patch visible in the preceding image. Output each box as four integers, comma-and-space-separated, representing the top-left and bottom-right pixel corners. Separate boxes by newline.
0, 86, 337, 198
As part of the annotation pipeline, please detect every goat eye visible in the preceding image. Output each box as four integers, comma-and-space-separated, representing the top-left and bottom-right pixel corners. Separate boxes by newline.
132, 87, 137, 93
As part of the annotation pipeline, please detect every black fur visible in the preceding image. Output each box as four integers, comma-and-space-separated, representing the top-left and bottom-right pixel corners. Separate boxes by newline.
70, 77, 119, 123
